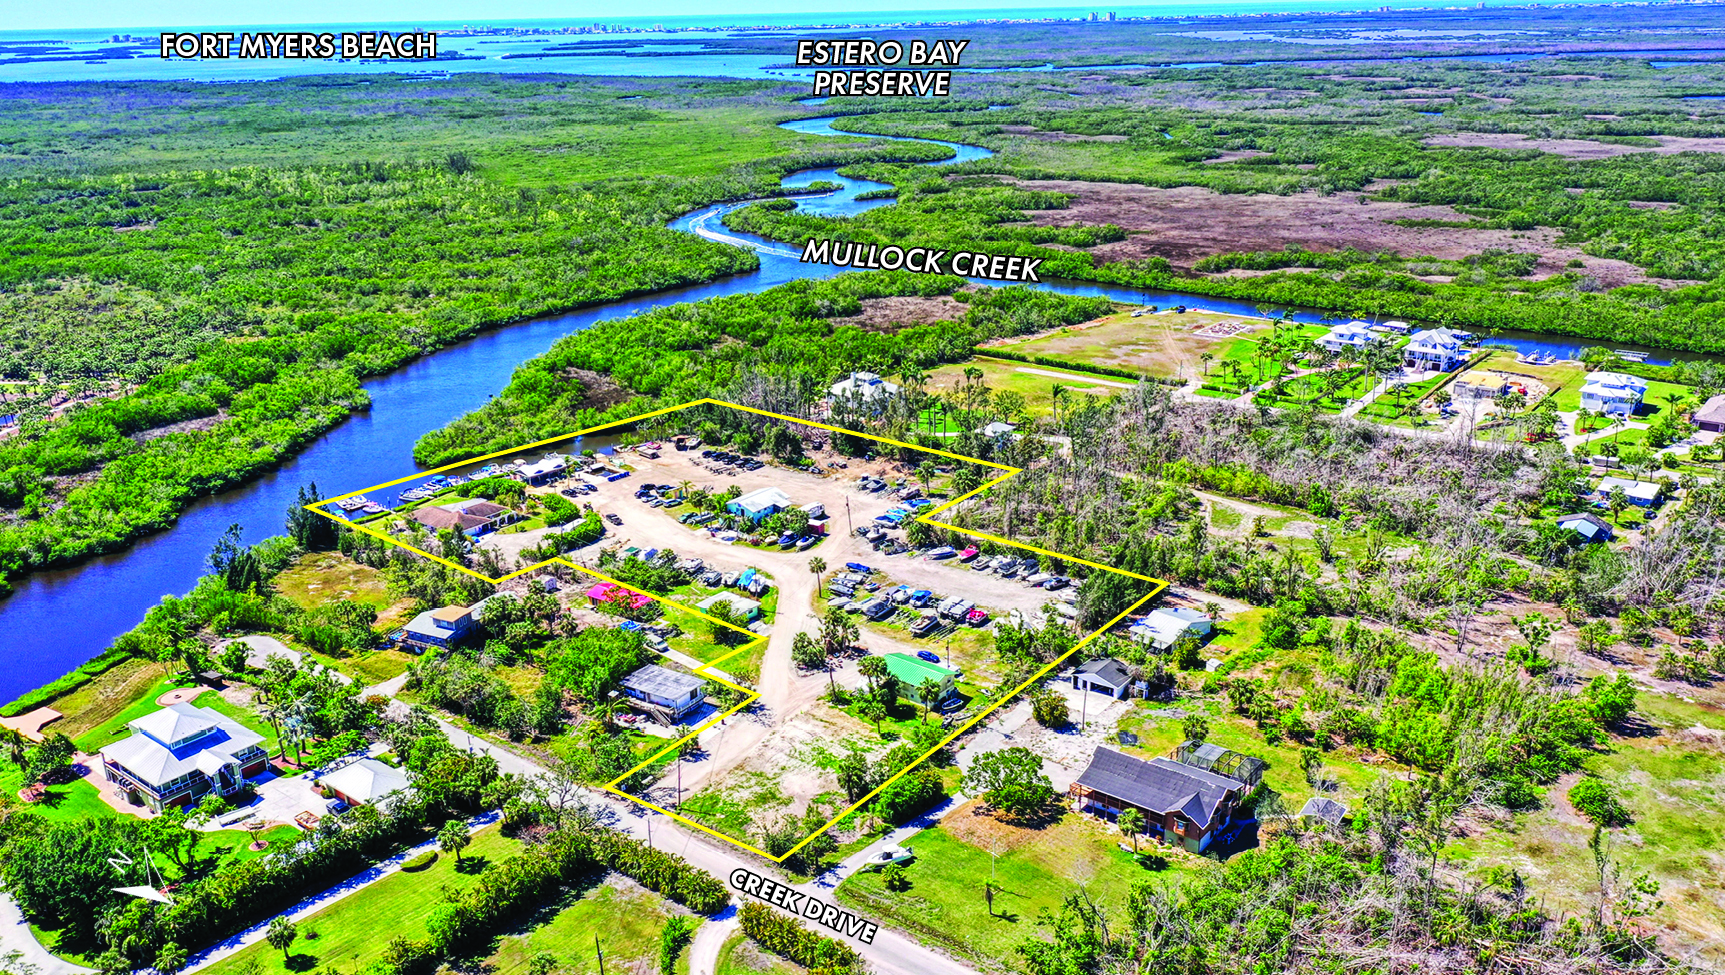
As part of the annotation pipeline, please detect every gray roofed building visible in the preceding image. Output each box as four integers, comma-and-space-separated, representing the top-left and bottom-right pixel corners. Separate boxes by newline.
320, 758, 413, 811
1070, 747, 1254, 853
1556, 511, 1615, 544
621, 664, 708, 722
1073, 657, 1134, 699
1299, 796, 1350, 826
1695, 393, 1725, 433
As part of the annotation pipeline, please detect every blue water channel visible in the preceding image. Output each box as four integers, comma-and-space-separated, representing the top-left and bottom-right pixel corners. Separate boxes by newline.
0, 114, 1696, 701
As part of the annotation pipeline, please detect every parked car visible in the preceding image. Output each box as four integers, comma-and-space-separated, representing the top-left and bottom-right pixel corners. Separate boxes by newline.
916, 650, 942, 664
325, 798, 349, 814
605, 513, 623, 526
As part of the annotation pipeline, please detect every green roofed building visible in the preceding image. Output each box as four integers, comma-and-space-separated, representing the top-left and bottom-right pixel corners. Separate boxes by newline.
881, 652, 958, 702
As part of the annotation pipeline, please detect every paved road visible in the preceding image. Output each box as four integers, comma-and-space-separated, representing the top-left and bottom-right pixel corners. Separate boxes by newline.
0, 894, 93, 975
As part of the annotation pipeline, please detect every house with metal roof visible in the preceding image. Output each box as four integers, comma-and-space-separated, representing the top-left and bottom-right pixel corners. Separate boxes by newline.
1579, 371, 1649, 416
517, 453, 569, 484
880, 652, 958, 702
402, 605, 476, 652
1556, 512, 1615, 544
1299, 796, 1350, 826
1128, 607, 1214, 651
1314, 321, 1376, 353
1072, 658, 1135, 699
828, 371, 901, 405
1595, 476, 1663, 507
411, 498, 517, 537
620, 664, 707, 722
98, 703, 269, 812
727, 486, 791, 522
1402, 328, 1471, 372
695, 592, 761, 622
1069, 745, 1257, 853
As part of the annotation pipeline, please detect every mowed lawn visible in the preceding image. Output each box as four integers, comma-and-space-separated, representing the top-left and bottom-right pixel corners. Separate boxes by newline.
202, 827, 523, 975
836, 808, 1151, 964
925, 357, 1128, 419
490, 882, 682, 975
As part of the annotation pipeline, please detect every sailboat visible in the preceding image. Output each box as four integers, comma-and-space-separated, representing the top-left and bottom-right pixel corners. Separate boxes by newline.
109, 847, 175, 904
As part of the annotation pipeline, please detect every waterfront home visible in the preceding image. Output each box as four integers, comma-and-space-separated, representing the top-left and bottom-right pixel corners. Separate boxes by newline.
1578, 372, 1649, 416
1315, 320, 1376, 353
99, 703, 269, 812
411, 498, 516, 537
829, 371, 901, 405
1696, 394, 1725, 433
727, 486, 790, 522
1401, 328, 1471, 371
518, 453, 569, 484
620, 664, 707, 722
402, 605, 476, 652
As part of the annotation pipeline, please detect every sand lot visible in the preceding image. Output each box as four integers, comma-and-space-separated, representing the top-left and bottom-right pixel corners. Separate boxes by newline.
997, 177, 1672, 288
1423, 131, 1725, 159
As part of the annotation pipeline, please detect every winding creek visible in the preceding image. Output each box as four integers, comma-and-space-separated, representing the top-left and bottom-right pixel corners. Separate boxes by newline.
0, 115, 1700, 701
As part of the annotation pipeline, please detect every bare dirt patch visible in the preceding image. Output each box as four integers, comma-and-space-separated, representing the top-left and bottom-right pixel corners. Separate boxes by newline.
1203, 149, 1272, 164
1424, 132, 1725, 158
997, 125, 1127, 143
562, 367, 634, 409
943, 797, 1052, 852
133, 409, 226, 445
837, 294, 969, 332
996, 178, 1672, 288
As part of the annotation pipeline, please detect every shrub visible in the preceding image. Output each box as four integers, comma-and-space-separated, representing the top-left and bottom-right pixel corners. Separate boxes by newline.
868, 767, 946, 825
737, 902, 862, 974
589, 831, 730, 914
401, 851, 438, 872
882, 863, 911, 891
657, 916, 698, 975
1568, 777, 1630, 826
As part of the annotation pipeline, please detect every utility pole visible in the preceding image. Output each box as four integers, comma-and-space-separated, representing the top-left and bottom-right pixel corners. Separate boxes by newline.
845, 496, 853, 537
595, 934, 605, 975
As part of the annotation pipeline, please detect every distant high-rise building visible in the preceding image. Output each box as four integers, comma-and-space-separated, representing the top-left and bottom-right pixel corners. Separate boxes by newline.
1107, 11, 1117, 20
1089, 11, 1099, 20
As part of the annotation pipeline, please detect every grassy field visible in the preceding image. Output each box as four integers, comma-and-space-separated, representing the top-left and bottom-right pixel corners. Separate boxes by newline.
836, 808, 1155, 965
924, 357, 1127, 419
1445, 691, 1725, 965
36, 655, 174, 741
489, 881, 682, 975
274, 552, 394, 611
716, 932, 804, 975
986, 308, 1276, 381
203, 827, 523, 975
70, 674, 198, 753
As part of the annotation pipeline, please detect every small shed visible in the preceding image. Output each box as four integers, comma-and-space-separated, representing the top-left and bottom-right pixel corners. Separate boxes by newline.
1073, 658, 1134, 699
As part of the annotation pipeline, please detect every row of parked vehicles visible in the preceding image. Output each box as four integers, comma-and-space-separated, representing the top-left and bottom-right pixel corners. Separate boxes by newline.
827, 568, 990, 637
700, 448, 766, 472
924, 545, 1071, 589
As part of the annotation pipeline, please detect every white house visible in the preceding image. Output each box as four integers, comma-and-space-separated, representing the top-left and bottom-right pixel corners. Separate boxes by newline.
1578, 372, 1649, 416
1073, 657, 1136, 699
829, 371, 901, 405
727, 486, 791, 522
1401, 328, 1471, 371
1128, 607, 1214, 651
1315, 321, 1376, 353
1595, 477, 1663, 507
99, 704, 269, 812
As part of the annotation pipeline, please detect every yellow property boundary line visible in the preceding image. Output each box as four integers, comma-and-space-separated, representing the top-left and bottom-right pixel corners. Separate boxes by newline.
308, 397, 1167, 862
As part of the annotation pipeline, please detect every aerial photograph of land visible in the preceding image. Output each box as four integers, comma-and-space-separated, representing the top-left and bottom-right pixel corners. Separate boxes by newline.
2, 0, 1725, 973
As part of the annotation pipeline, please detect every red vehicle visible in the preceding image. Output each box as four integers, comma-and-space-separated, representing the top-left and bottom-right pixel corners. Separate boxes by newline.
965, 607, 990, 626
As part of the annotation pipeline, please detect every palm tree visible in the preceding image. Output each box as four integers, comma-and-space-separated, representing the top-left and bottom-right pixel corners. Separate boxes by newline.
857, 655, 887, 693
1199, 351, 1214, 377
1118, 808, 1145, 853
808, 556, 827, 595
916, 461, 938, 496
678, 479, 692, 500
1050, 383, 1066, 426
0, 727, 28, 771
822, 607, 858, 659
916, 678, 943, 722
